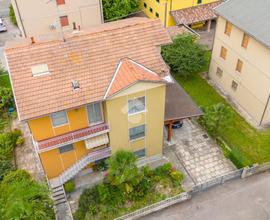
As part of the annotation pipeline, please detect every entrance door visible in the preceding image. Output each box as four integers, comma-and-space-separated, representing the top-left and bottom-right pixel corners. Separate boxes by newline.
59, 144, 77, 170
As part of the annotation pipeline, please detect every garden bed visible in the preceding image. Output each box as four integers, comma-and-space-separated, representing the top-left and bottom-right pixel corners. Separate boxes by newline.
74, 151, 184, 220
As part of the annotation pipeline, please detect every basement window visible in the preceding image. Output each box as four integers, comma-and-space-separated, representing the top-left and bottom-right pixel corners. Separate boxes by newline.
31, 64, 50, 77
134, 149, 146, 158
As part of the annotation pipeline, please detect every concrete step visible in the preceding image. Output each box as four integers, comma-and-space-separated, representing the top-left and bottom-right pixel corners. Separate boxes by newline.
55, 198, 67, 206
53, 194, 66, 201
52, 190, 65, 197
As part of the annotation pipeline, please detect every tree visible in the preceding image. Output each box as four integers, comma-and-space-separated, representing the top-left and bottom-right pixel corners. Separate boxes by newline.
0, 170, 55, 220
9, 5, 17, 26
0, 87, 13, 113
161, 33, 208, 77
107, 150, 142, 194
199, 103, 232, 138
102, 0, 139, 21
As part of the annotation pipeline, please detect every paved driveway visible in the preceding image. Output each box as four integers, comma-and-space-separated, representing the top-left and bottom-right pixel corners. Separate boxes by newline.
141, 172, 270, 220
171, 120, 235, 184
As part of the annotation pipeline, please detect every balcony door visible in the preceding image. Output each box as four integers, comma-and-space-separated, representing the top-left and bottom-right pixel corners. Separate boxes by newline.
59, 144, 77, 170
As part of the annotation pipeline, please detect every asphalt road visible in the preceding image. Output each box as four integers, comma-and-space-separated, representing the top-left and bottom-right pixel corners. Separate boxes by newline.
142, 172, 270, 220
0, 0, 20, 69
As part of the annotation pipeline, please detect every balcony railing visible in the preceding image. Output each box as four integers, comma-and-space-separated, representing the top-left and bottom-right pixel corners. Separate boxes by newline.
49, 147, 112, 188
37, 123, 109, 152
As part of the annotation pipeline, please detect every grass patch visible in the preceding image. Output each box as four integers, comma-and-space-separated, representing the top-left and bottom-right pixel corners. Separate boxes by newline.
0, 71, 11, 89
175, 73, 270, 165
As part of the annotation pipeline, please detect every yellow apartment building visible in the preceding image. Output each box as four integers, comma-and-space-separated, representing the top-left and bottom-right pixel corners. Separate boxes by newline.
140, 0, 222, 28
5, 18, 202, 190
11, 0, 103, 37
209, 0, 270, 127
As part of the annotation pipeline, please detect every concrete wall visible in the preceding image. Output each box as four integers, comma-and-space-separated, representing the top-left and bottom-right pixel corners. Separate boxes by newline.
11, 0, 103, 37
209, 16, 270, 126
140, 0, 218, 27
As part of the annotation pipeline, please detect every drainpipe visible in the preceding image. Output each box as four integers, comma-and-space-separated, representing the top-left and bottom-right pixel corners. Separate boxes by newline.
13, 0, 26, 37
164, 2, 167, 28
259, 93, 270, 126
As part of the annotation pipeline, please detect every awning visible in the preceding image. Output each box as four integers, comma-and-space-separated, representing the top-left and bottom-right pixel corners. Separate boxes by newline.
170, 1, 222, 25
165, 82, 203, 122
85, 133, 109, 149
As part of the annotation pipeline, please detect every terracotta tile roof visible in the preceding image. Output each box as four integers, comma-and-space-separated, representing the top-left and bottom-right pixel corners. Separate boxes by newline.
5, 18, 172, 121
105, 58, 164, 98
171, 1, 223, 25
37, 123, 109, 152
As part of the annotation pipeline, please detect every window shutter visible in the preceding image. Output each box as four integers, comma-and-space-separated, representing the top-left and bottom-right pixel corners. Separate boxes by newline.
224, 21, 232, 36
241, 34, 249, 49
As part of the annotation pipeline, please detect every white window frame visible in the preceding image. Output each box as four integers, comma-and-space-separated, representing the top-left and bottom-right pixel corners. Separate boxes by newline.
129, 124, 146, 142
128, 96, 146, 115
86, 102, 104, 126
51, 111, 69, 127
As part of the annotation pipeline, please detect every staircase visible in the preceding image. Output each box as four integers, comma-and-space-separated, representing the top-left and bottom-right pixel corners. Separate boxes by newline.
49, 147, 112, 188
51, 185, 66, 206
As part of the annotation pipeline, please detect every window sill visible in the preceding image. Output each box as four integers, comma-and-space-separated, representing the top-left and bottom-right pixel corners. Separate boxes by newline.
128, 110, 146, 116
129, 136, 145, 143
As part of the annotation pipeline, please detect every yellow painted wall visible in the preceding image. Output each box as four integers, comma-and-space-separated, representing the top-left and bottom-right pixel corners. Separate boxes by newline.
105, 82, 166, 157
140, 0, 219, 27
40, 140, 91, 179
28, 106, 90, 141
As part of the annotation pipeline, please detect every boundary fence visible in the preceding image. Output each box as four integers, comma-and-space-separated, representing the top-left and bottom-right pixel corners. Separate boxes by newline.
116, 162, 270, 220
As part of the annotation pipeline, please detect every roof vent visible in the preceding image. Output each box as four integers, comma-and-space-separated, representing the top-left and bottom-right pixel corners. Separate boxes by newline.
72, 80, 80, 90
31, 64, 50, 77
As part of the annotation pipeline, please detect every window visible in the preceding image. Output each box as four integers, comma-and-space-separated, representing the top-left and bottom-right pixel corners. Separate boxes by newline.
129, 125, 145, 141
134, 149, 146, 158
60, 16, 69, 27
149, 7, 153, 13
224, 21, 232, 36
143, 2, 147, 8
56, 0, 65, 5
59, 144, 74, 154
241, 34, 249, 49
51, 111, 68, 127
156, 0, 160, 3
220, 46, 227, 60
31, 64, 49, 77
155, 12, 159, 18
87, 102, 103, 125
197, 0, 202, 4
231, 80, 238, 91
216, 67, 223, 78
236, 59, 243, 72
128, 97, 145, 114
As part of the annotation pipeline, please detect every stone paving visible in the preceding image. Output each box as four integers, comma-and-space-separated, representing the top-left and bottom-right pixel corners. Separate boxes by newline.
197, 29, 215, 50
171, 119, 235, 184
13, 119, 45, 182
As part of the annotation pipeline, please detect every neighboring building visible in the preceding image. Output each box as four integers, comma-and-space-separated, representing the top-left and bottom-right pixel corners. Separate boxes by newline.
5, 18, 202, 187
209, 0, 270, 127
140, 0, 222, 28
11, 0, 104, 37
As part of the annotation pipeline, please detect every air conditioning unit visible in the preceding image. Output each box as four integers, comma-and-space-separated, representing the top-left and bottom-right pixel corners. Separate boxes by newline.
49, 23, 57, 30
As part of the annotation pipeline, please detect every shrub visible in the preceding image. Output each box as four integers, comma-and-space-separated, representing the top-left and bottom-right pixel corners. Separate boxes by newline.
64, 180, 75, 193
0, 170, 55, 220
154, 163, 172, 177
161, 34, 208, 77
9, 5, 17, 26
0, 159, 13, 180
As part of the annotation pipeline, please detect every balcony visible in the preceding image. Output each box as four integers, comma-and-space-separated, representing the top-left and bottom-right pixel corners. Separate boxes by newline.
36, 123, 109, 152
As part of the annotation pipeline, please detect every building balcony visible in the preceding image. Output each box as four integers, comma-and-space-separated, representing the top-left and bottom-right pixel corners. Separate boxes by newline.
34, 123, 110, 153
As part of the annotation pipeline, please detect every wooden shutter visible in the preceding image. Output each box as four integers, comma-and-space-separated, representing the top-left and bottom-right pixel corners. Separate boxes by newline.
56, 0, 65, 5
224, 21, 232, 36
60, 16, 69, 27
241, 34, 249, 49
220, 46, 227, 59
236, 59, 243, 72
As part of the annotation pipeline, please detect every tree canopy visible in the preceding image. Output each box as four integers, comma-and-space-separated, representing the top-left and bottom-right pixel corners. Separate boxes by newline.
102, 0, 139, 21
161, 34, 208, 77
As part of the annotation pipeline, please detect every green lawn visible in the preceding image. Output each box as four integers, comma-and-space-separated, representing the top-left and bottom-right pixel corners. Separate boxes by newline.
0, 72, 11, 88
175, 73, 270, 165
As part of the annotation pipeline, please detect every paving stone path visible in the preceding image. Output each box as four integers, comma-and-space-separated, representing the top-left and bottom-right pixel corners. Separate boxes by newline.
13, 119, 45, 182
172, 120, 235, 183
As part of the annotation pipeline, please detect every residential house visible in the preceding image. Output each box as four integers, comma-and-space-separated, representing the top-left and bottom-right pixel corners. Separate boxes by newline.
209, 0, 270, 127
11, 0, 104, 37
5, 18, 201, 189
140, 0, 222, 28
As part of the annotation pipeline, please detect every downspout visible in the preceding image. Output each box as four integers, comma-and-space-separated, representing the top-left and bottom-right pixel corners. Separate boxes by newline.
164, 2, 167, 28
259, 93, 270, 126
99, 0, 104, 23
13, 0, 26, 37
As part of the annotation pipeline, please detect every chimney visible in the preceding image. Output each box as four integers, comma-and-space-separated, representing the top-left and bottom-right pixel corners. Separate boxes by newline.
30, 37, 35, 44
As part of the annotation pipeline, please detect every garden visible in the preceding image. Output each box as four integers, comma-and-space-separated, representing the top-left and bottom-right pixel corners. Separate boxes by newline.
0, 69, 55, 219
74, 150, 184, 220
162, 33, 270, 167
